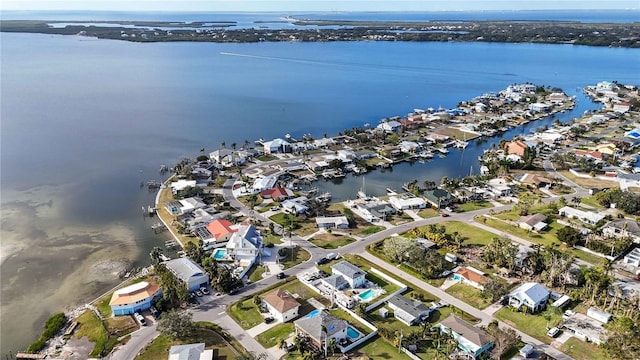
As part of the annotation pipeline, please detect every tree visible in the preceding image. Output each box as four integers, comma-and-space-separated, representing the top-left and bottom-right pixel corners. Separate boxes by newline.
542, 306, 561, 330
603, 317, 640, 359
157, 309, 196, 340
480, 280, 509, 303
382, 236, 414, 263
485, 321, 520, 360
556, 226, 582, 247
253, 295, 262, 306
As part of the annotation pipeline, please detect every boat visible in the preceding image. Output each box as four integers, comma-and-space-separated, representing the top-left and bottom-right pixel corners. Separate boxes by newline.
357, 177, 370, 200
316, 192, 332, 202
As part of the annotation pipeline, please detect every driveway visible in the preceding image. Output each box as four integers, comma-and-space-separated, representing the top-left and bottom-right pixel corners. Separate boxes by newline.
246, 319, 281, 337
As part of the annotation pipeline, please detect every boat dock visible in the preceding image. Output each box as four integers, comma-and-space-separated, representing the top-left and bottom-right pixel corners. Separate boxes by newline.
151, 222, 167, 233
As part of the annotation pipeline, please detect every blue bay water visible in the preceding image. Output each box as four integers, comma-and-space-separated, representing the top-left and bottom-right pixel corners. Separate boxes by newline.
1, 15, 640, 353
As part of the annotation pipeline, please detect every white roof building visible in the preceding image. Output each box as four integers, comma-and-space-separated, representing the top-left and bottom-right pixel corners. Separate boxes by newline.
170, 179, 197, 194
388, 194, 427, 210
168, 343, 213, 360
164, 258, 209, 292
558, 206, 606, 225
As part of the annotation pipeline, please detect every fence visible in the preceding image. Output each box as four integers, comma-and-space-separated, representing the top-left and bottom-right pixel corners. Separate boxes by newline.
364, 268, 409, 313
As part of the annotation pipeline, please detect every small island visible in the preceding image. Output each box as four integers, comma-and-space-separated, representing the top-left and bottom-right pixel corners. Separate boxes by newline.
2, 18, 639, 47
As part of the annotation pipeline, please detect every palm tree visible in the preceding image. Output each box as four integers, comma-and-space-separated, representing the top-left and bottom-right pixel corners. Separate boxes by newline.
321, 324, 328, 358
220, 141, 226, 149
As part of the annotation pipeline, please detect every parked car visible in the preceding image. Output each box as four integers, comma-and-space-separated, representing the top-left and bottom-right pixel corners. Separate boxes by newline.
547, 327, 561, 337
264, 317, 274, 324
326, 252, 338, 260
200, 287, 210, 295
276, 272, 286, 279
271, 206, 280, 211
440, 212, 449, 217
315, 257, 329, 265
134, 312, 146, 326
150, 306, 160, 319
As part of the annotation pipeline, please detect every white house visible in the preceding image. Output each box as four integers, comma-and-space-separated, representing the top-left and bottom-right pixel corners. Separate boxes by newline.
508, 282, 550, 313
282, 197, 309, 215
331, 261, 366, 289
315, 216, 350, 229
387, 294, 431, 326
262, 289, 301, 323
170, 179, 197, 195
377, 120, 402, 132
602, 219, 640, 243
168, 343, 213, 360
558, 206, 605, 225
262, 138, 291, 154
518, 213, 548, 232
178, 197, 207, 214
164, 258, 210, 292
226, 224, 263, 261
587, 307, 612, 324
622, 247, 640, 267
388, 194, 427, 210
252, 175, 279, 193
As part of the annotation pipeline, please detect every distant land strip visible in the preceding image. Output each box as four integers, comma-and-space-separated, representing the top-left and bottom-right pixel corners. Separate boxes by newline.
1, 19, 639, 48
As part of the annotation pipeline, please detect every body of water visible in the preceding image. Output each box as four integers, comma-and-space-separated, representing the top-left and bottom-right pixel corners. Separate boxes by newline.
1, 11, 639, 354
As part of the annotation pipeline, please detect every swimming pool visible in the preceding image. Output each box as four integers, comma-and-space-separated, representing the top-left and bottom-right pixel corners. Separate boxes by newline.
213, 249, 227, 260
306, 309, 320, 319
358, 289, 376, 301
347, 326, 361, 340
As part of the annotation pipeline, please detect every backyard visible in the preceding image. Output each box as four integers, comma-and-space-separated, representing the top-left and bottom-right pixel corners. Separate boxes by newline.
255, 323, 295, 348
494, 307, 562, 344
559, 337, 608, 360
445, 283, 492, 309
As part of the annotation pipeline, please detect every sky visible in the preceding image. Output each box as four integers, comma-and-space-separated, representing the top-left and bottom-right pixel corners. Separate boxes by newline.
2, 0, 638, 12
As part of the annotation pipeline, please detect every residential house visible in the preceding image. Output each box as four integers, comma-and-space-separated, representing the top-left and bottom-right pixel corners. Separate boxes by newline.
587, 307, 612, 324
398, 141, 420, 154
376, 120, 402, 133
168, 343, 213, 360
321, 274, 349, 292
613, 101, 631, 114
574, 149, 604, 162
294, 311, 348, 348
203, 219, 237, 246
355, 201, 397, 222
602, 219, 640, 243
282, 197, 309, 215
562, 312, 608, 345
315, 216, 350, 229
487, 178, 514, 197
387, 294, 431, 326
435, 315, 494, 360
617, 172, 640, 190
453, 267, 490, 290
594, 143, 618, 156
608, 281, 640, 307
529, 102, 551, 112
516, 173, 553, 188
506, 140, 529, 157
278, 161, 308, 173
331, 261, 366, 289
423, 189, 454, 208
558, 206, 605, 225
252, 175, 279, 193
622, 247, 640, 267
109, 281, 162, 316
170, 179, 197, 195
164, 258, 210, 292
209, 148, 247, 168
508, 282, 550, 313
337, 149, 357, 162
519, 213, 549, 232
226, 224, 263, 266
260, 187, 293, 201
262, 138, 291, 155
178, 197, 207, 214
388, 193, 427, 210
262, 289, 301, 323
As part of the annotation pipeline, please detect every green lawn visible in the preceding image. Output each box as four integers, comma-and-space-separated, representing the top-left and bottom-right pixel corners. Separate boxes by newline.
358, 225, 385, 235
74, 311, 118, 357
481, 217, 605, 265
280, 246, 311, 270
580, 197, 605, 209
136, 324, 240, 360
246, 263, 267, 283
457, 201, 493, 212
494, 307, 562, 344
353, 336, 413, 359
255, 323, 294, 348
417, 208, 440, 219
445, 283, 492, 309
439, 221, 497, 246
263, 234, 283, 245
227, 298, 263, 330
560, 337, 608, 360
309, 234, 356, 249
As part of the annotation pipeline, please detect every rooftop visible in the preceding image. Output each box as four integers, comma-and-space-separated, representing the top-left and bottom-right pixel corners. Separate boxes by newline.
262, 289, 300, 313
331, 261, 365, 280
109, 281, 161, 306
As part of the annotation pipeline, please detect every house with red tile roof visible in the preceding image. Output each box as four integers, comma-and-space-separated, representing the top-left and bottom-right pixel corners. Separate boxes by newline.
506, 140, 528, 157
260, 187, 293, 201
453, 267, 490, 290
205, 219, 237, 244
110, 281, 162, 315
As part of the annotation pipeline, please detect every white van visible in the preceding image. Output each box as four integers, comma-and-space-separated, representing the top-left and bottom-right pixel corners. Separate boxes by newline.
134, 312, 146, 326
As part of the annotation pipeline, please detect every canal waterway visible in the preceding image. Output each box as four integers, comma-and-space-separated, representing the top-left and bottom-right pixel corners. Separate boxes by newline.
1, 15, 639, 353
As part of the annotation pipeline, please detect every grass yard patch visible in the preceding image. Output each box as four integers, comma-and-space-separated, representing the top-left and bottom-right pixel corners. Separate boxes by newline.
354, 335, 413, 359
357, 225, 385, 235
445, 283, 491, 309
309, 233, 356, 249
440, 221, 497, 246
559, 171, 618, 189
246, 263, 267, 283
255, 323, 295, 348
560, 337, 608, 360
227, 298, 263, 330
457, 201, 493, 212
417, 208, 440, 218
280, 247, 311, 270
74, 311, 117, 357
495, 307, 561, 344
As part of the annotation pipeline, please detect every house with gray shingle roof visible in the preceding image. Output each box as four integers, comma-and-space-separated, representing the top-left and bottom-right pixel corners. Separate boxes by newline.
294, 311, 348, 347
331, 261, 366, 289
164, 258, 209, 292
387, 294, 431, 326
602, 219, 640, 243
321, 274, 349, 292
435, 315, 493, 360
